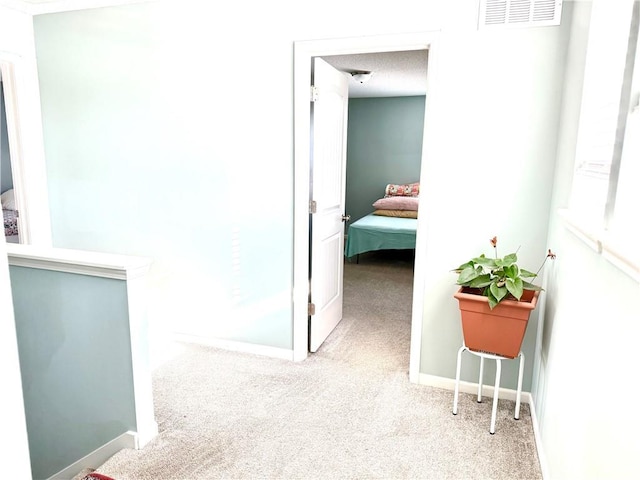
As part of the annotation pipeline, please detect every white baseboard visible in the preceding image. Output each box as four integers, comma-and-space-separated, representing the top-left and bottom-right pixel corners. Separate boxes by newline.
417, 373, 532, 404
134, 420, 158, 449
48, 431, 136, 480
172, 333, 295, 361
527, 396, 550, 480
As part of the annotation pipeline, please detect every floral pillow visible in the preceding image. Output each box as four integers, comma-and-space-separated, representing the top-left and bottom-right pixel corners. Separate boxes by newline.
372, 196, 419, 211
384, 182, 419, 197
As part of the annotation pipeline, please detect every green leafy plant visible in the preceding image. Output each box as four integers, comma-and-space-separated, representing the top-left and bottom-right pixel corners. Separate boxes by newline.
453, 236, 555, 309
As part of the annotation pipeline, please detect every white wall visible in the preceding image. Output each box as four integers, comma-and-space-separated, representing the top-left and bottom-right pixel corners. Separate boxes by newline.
534, 2, 640, 478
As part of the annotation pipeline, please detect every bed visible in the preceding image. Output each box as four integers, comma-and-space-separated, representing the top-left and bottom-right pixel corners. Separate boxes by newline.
344, 213, 417, 259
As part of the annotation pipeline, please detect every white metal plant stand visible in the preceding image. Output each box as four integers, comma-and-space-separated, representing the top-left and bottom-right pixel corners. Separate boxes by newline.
452, 345, 525, 434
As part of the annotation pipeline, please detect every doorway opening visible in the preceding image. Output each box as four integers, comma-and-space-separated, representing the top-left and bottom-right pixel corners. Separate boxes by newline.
293, 33, 442, 383
312, 51, 427, 363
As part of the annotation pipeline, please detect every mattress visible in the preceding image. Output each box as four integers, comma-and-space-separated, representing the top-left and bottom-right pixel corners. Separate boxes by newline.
344, 213, 417, 258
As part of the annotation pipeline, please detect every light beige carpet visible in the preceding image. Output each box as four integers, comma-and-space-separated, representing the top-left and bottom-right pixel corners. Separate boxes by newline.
89, 250, 542, 479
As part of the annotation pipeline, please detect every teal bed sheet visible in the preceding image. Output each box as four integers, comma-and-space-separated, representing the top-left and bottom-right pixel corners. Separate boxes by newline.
344, 213, 417, 258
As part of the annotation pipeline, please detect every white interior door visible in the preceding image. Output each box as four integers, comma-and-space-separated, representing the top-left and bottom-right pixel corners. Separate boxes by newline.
308, 57, 349, 353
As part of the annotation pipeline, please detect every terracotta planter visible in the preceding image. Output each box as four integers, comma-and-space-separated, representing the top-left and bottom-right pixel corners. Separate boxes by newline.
453, 287, 540, 359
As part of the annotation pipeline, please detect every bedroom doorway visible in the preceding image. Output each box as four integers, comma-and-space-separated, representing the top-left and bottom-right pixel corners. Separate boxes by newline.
310, 51, 427, 355
293, 32, 442, 383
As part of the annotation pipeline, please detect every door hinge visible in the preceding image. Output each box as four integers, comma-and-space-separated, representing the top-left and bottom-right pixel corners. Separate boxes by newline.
308, 302, 316, 316
309, 200, 317, 214
310, 85, 318, 102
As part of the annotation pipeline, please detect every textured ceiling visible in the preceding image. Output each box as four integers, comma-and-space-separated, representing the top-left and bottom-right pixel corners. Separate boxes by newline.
322, 49, 429, 98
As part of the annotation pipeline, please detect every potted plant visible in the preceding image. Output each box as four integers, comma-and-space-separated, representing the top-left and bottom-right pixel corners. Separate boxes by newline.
452, 236, 555, 358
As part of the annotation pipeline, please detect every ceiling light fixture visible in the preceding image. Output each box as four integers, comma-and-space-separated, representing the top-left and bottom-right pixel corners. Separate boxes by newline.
350, 71, 373, 84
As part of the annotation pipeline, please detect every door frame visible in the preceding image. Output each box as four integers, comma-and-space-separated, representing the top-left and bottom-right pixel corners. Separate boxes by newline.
1, 54, 52, 246
1, 58, 28, 244
293, 32, 442, 383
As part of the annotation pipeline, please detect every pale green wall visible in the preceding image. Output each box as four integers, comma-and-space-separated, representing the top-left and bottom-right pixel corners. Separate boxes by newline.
10, 266, 136, 480
345, 96, 425, 224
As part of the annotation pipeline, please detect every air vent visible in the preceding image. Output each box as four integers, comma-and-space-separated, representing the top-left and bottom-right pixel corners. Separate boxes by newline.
479, 0, 563, 29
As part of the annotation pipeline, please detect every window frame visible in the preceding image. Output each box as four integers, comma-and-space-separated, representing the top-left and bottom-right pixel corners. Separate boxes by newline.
564, 0, 640, 282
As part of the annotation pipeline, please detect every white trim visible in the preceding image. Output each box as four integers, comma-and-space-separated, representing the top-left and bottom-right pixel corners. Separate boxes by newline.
174, 333, 295, 361
132, 417, 158, 450
418, 373, 532, 404
6, 243, 152, 280
293, 32, 442, 375
47, 431, 136, 480
1, 59, 30, 244
0, 53, 53, 246
558, 208, 601, 253
527, 395, 550, 480
125, 275, 159, 449
601, 237, 640, 282
409, 35, 441, 383
559, 208, 639, 282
